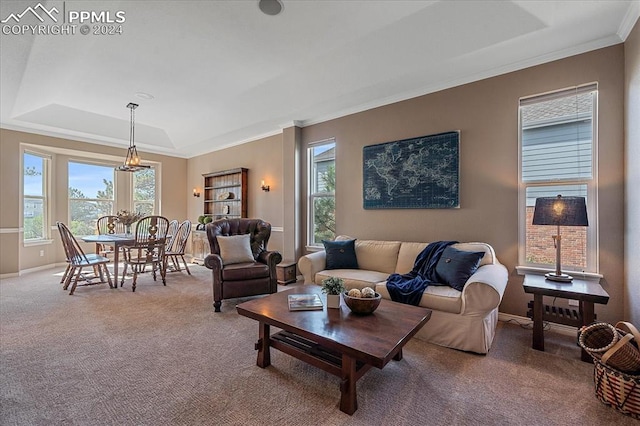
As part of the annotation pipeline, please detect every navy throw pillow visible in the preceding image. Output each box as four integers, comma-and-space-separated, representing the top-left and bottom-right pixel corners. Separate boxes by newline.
323, 239, 359, 270
435, 246, 485, 291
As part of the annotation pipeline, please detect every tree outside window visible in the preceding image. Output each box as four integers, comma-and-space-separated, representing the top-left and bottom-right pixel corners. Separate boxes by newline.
68, 162, 114, 236
133, 168, 156, 216
309, 142, 335, 246
23, 152, 48, 240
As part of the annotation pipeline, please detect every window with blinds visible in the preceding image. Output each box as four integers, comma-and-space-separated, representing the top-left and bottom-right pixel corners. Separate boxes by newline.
518, 83, 598, 273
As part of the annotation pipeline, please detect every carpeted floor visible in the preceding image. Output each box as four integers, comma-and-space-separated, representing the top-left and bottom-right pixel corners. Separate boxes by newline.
0, 264, 630, 425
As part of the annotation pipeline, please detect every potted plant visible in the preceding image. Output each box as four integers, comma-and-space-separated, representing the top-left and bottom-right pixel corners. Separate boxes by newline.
321, 277, 346, 309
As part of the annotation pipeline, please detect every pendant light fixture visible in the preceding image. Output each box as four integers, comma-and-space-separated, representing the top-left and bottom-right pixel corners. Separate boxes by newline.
116, 102, 150, 172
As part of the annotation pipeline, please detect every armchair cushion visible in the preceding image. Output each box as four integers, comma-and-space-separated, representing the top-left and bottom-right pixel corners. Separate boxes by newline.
222, 262, 270, 281
435, 246, 485, 291
217, 234, 254, 265
323, 239, 358, 270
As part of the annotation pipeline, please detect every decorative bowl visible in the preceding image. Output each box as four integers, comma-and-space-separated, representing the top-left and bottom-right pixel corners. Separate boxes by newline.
342, 291, 382, 315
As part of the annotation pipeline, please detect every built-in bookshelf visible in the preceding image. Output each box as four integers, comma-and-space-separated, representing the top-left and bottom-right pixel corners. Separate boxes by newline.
203, 168, 248, 220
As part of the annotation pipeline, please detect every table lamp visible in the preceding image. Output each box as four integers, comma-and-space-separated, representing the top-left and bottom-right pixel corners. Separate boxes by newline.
532, 194, 588, 282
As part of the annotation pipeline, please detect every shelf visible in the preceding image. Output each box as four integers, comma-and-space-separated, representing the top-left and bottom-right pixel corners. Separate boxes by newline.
202, 168, 247, 220
205, 184, 240, 190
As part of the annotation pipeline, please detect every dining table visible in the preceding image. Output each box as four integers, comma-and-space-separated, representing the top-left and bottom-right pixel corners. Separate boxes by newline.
81, 234, 135, 287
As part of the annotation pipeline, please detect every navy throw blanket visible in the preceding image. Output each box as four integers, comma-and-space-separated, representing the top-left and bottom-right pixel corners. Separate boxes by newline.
386, 241, 457, 306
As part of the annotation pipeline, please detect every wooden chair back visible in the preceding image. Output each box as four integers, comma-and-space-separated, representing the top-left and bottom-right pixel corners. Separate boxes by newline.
171, 220, 191, 255
165, 219, 180, 251
57, 221, 90, 266
97, 215, 126, 235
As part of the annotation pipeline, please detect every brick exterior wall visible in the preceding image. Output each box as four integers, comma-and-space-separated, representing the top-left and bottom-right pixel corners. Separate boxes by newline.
525, 206, 587, 268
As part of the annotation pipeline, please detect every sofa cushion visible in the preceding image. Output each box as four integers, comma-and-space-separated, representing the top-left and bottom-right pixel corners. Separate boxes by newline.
355, 240, 402, 274
435, 246, 485, 291
315, 269, 388, 291
217, 234, 254, 265
376, 283, 463, 314
323, 239, 358, 270
395, 242, 429, 274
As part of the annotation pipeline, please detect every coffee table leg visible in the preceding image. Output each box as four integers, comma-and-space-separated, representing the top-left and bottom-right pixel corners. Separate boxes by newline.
532, 293, 544, 351
256, 322, 271, 368
339, 354, 357, 415
393, 348, 403, 361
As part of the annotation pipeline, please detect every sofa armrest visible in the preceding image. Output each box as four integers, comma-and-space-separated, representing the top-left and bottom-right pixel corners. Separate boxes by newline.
297, 250, 326, 284
460, 263, 508, 316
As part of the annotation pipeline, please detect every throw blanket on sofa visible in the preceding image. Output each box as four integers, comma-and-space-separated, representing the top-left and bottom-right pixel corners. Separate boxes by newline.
386, 240, 457, 306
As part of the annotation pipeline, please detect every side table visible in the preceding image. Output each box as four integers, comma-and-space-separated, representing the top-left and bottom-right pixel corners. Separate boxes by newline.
276, 261, 297, 285
523, 274, 609, 362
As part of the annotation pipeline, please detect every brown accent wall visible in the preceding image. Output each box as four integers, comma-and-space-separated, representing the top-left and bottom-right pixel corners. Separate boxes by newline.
625, 20, 640, 322
0, 128, 187, 275
186, 134, 285, 254
301, 45, 625, 323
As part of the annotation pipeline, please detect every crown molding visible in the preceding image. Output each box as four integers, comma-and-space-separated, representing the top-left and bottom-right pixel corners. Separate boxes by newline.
618, 1, 640, 41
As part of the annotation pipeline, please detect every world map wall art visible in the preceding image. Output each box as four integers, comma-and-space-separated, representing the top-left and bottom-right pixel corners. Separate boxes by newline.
363, 131, 460, 209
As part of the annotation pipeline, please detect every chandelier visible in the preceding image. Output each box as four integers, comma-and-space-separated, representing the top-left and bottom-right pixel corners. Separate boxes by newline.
116, 102, 150, 172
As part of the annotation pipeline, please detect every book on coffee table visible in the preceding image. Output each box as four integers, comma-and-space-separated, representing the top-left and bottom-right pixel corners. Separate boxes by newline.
288, 293, 323, 311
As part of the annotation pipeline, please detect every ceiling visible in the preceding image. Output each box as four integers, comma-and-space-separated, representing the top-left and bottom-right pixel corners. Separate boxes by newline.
1, 1, 638, 159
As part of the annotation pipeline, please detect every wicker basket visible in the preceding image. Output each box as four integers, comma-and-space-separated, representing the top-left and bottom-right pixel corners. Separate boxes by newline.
593, 359, 640, 419
579, 322, 640, 374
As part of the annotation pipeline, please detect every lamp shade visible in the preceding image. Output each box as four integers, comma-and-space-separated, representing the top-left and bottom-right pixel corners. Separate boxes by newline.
532, 195, 588, 226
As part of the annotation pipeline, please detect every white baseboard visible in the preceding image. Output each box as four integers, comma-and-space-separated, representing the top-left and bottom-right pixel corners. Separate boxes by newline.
0, 272, 20, 279
0, 263, 66, 279
498, 312, 578, 337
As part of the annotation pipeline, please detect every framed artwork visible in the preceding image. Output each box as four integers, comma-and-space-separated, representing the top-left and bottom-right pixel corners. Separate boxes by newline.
363, 131, 459, 209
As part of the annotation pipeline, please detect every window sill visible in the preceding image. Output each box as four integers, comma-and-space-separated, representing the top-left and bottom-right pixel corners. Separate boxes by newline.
515, 265, 603, 281
23, 239, 54, 247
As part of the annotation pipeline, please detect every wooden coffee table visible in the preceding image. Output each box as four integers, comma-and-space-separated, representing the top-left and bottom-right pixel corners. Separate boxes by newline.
236, 285, 432, 415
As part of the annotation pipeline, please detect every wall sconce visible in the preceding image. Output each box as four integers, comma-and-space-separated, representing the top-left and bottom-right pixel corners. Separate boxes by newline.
193, 188, 201, 197
261, 180, 270, 192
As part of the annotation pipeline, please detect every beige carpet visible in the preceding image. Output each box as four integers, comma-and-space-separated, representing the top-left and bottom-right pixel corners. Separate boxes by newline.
0, 265, 632, 425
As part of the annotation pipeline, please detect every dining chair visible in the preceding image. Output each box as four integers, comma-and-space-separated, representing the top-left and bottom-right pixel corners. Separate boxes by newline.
165, 219, 180, 253
56, 221, 113, 295
96, 215, 126, 257
164, 220, 192, 275
120, 215, 170, 292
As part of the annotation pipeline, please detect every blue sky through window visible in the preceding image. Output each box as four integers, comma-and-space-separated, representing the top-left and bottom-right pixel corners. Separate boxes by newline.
24, 153, 43, 196
68, 162, 114, 198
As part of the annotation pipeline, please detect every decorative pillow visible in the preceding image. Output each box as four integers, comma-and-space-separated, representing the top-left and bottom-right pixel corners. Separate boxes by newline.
323, 239, 359, 270
435, 246, 485, 291
217, 234, 254, 265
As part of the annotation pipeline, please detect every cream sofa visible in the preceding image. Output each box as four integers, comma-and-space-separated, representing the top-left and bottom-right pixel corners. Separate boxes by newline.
297, 237, 508, 354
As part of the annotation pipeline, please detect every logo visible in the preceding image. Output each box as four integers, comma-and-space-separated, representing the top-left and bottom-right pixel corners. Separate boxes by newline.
1, 2, 58, 23
2, 2, 126, 36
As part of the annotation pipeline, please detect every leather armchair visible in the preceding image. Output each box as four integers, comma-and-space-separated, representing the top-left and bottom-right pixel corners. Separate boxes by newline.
204, 218, 282, 312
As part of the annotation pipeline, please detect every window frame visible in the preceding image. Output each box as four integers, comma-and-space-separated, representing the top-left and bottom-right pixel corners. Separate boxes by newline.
132, 166, 158, 216
22, 150, 51, 244
67, 159, 117, 236
517, 83, 600, 277
307, 139, 336, 248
